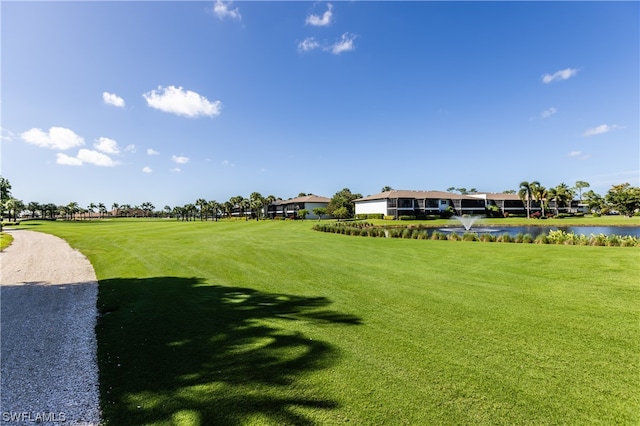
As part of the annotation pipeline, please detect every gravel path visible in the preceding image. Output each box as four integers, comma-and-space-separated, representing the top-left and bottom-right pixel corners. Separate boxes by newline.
1, 229, 101, 425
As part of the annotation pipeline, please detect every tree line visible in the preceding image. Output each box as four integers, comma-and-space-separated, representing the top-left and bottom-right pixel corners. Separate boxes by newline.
1, 176, 639, 223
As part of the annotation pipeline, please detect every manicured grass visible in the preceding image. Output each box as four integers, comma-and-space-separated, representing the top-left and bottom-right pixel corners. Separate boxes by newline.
27, 219, 640, 425
0, 232, 14, 251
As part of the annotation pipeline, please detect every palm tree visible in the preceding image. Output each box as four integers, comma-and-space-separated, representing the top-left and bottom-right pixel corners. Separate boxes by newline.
264, 194, 276, 219
549, 183, 574, 215
67, 202, 79, 220
164, 205, 172, 218
250, 192, 264, 220
98, 203, 107, 219
88, 203, 97, 219
574, 180, 590, 204
518, 181, 538, 219
195, 198, 208, 221
223, 201, 233, 219
208, 200, 220, 221
27, 201, 42, 219
240, 198, 250, 220
530, 182, 547, 217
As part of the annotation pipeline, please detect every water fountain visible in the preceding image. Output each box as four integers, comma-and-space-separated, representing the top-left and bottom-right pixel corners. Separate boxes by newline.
440, 215, 499, 234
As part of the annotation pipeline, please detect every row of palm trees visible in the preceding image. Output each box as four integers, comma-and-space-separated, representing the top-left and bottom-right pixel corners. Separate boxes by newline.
517, 181, 581, 218
3, 192, 285, 222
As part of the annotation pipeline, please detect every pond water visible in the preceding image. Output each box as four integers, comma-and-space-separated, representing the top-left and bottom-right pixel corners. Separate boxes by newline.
436, 226, 640, 238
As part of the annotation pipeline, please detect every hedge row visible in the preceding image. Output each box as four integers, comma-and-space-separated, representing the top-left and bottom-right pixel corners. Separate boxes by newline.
312, 224, 640, 247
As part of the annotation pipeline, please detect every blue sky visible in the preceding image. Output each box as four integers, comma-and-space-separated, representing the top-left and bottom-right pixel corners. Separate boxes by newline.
2, 1, 638, 208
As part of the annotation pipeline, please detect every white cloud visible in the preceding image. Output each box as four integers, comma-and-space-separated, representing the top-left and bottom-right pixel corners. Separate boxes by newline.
143, 85, 222, 118
147, 148, 160, 155
170, 168, 182, 173
569, 151, 582, 157
583, 124, 620, 137
213, 0, 241, 20
94, 137, 120, 154
172, 155, 189, 164
306, 3, 333, 27
222, 159, 235, 167
541, 107, 557, 119
142, 166, 153, 173
542, 68, 579, 83
56, 149, 116, 167
1, 127, 16, 142
103, 92, 125, 108
298, 37, 321, 52
331, 33, 357, 54
125, 144, 136, 153
77, 149, 116, 167
21, 127, 84, 150
56, 153, 83, 166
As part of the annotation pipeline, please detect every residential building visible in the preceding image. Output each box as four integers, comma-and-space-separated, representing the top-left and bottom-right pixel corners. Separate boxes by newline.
267, 195, 331, 219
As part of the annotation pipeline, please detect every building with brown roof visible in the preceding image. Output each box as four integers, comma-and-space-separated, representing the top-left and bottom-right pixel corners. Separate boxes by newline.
354, 190, 528, 218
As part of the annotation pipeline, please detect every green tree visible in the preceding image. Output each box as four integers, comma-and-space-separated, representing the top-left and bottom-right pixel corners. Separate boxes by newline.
312, 207, 327, 220
250, 192, 264, 220
605, 183, 640, 217
297, 209, 309, 220
530, 182, 547, 216
518, 181, 539, 219
574, 181, 590, 203
327, 188, 362, 219
98, 203, 107, 219
381, 186, 393, 192
548, 183, 574, 216
196, 198, 208, 220
28, 201, 42, 219
583, 190, 603, 214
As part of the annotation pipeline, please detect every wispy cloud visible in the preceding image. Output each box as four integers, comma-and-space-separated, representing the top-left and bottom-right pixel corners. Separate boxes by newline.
125, 144, 136, 153
222, 159, 235, 167
306, 3, 333, 27
143, 85, 222, 118
331, 33, 357, 55
1, 127, 16, 142
298, 33, 357, 55
583, 124, 620, 137
56, 149, 116, 167
213, 0, 241, 21
569, 151, 590, 160
147, 148, 160, 155
94, 137, 120, 154
298, 37, 321, 52
142, 166, 153, 173
172, 155, 189, 164
21, 127, 84, 150
542, 68, 579, 83
541, 107, 557, 119
170, 168, 182, 173
102, 92, 125, 108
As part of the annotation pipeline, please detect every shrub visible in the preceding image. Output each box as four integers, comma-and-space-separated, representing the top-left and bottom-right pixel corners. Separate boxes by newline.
479, 233, 496, 242
399, 215, 416, 221
447, 232, 461, 241
534, 234, 549, 244
496, 233, 513, 243
384, 215, 395, 220
521, 234, 534, 244
531, 211, 542, 219
463, 232, 479, 241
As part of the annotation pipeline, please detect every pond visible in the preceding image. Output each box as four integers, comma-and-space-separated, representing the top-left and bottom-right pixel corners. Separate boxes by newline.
437, 226, 640, 238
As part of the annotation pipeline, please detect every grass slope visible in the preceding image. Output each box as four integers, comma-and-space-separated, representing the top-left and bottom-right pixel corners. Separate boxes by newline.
28, 220, 639, 425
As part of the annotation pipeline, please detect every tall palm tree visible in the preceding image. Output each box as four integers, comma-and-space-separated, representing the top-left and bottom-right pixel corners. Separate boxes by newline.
250, 192, 264, 220
240, 198, 250, 220
518, 181, 538, 219
98, 203, 106, 219
223, 201, 233, 219
195, 198, 208, 221
263, 194, 276, 219
549, 183, 574, 215
208, 200, 220, 221
530, 182, 547, 217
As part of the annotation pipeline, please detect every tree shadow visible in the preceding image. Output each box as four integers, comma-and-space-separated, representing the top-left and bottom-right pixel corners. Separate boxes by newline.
97, 277, 362, 425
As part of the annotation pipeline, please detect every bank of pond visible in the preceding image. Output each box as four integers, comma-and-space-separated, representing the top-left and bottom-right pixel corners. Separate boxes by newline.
313, 223, 640, 247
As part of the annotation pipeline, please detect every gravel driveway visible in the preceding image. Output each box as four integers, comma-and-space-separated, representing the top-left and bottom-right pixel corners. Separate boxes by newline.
1, 229, 101, 425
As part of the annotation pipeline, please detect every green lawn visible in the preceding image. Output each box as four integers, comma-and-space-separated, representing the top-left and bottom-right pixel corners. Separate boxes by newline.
26, 219, 640, 425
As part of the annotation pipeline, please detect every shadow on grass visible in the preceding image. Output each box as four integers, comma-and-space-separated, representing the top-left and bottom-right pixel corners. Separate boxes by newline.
97, 277, 361, 425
